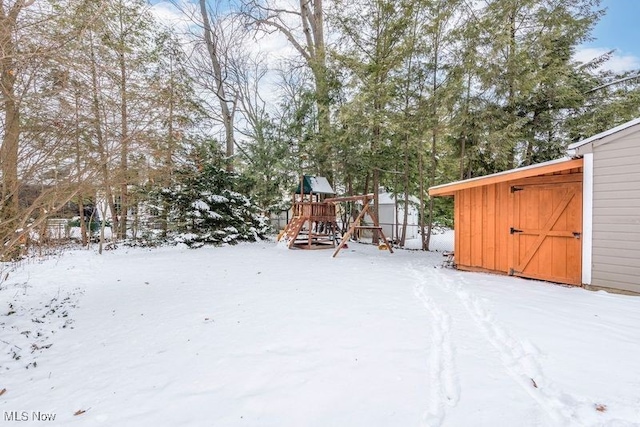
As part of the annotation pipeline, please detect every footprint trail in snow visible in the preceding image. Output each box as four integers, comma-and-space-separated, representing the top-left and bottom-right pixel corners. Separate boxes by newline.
410, 267, 460, 427
442, 272, 592, 426
408, 262, 597, 427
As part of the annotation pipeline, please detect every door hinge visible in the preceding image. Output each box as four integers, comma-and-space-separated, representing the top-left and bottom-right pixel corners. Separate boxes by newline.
573, 232, 581, 239
510, 186, 524, 193
510, 227, 523, 234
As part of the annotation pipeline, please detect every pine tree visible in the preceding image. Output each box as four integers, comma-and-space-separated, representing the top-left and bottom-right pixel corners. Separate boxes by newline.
475, 0, 603, 170
158, 141, 270, 248
333, 0, 415, 240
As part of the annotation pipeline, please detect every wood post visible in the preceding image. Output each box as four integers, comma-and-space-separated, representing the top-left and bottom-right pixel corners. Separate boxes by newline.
331, 197, 393, 257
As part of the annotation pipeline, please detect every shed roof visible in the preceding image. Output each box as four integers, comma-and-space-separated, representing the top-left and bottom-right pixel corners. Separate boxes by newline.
377, 192, 420, 205
568, 117, 640, 151
294, 175, 335, 195
429, 157, 582, 197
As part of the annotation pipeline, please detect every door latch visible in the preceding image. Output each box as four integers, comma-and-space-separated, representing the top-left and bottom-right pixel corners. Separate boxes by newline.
510, 227, 523, 234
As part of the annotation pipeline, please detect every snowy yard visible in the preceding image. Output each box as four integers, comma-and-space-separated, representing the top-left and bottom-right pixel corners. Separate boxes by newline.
1, 242, 640, 426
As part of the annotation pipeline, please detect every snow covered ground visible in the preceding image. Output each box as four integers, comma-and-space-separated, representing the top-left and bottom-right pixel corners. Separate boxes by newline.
405, 228, 454, 252
1, 242, 640, 426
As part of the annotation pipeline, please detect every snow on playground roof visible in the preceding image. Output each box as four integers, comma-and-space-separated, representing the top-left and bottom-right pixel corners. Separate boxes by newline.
295, 175, 335, 195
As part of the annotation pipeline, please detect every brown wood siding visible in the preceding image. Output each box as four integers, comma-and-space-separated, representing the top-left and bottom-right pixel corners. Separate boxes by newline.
591, 130, 640, 294
454, 182, 511, 273
453, 168, 583, 285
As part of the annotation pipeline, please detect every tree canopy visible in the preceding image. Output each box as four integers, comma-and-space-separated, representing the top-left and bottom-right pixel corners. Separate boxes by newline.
1, 0, 638, 257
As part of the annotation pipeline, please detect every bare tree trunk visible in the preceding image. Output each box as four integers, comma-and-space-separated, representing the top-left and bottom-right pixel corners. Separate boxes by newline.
75, 145, 88, 247
418, 147, 426, 250
506, 6, 517, 169
460, 73, 471, 180
370, 61, 384, 244
162, 59, 175, 237
117, 9, 129, 240
401, 183, 409, 247
98, 203, 108, 255
78, 200, 87, 246
426, 63, 438, 251
199, 0, 236, 171
426, 131, 437, 252
0, 92, 20, 253
305, 0, 331, 179
393, 194, 398, 244
372, 167, 380, 244
72, 87, 89, 247
425, 4, 446, 253
246, 0, 331, 177
363, 172, 370, 198
0, 2, 25, 258
400, 14, 419, 248
89, 32, 119, 238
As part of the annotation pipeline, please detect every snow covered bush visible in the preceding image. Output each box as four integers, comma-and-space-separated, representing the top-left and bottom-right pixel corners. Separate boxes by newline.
156, 141, 270, 248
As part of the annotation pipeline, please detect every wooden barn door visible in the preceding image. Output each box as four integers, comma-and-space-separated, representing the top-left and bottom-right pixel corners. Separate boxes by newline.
510, 182, 582, 285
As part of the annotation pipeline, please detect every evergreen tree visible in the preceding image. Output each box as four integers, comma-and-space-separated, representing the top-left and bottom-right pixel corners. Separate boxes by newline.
475, 0, 603, 170
565, 68, 640, 142
158, 140, 270, 248
332, 0, 415, 239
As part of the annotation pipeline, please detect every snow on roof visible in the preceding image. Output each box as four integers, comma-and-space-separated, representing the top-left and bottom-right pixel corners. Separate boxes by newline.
377, 192, 420, 205
568, 117, 640, 150
308, 176, 334, 194
295, 175, 335, 194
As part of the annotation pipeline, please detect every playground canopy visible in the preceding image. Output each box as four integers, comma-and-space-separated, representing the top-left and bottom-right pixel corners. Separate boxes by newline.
294, 175, 335, 195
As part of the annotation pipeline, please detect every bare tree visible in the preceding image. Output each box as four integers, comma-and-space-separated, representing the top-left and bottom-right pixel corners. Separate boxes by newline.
77, 0, 168, 241
242, 0, 332, 178
198, 0, 239, 171
0, 0, 106, 258
167, 0, 243, 170
0, 0, 35, 257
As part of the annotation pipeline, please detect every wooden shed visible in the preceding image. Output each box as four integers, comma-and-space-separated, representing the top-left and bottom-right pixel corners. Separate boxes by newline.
568, 118, 640, 294
429, 158, 584, 286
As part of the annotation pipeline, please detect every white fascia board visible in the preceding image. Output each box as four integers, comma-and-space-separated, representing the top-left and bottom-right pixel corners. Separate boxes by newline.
568, 118, 640, 150
582, 153, 593, 285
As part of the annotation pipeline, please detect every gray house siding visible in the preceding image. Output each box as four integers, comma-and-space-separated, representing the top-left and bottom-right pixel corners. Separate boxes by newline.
591, 130, 640, 293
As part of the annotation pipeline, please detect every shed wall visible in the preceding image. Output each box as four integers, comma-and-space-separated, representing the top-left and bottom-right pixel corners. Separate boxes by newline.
453, 167, 583, 284
378, 204, 419, 241
591, 130, 640, 294
454, 182, 511, 273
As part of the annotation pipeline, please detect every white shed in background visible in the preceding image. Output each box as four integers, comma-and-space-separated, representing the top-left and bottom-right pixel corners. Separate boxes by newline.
376, 192, 420, 242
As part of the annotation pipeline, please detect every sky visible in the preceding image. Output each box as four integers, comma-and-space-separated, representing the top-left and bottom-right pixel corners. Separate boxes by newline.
150, 0, 640, 74
579, 0, 640, 72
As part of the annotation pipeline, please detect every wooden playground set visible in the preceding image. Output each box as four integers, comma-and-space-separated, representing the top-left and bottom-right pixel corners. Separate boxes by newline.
277, 176, 393, 257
